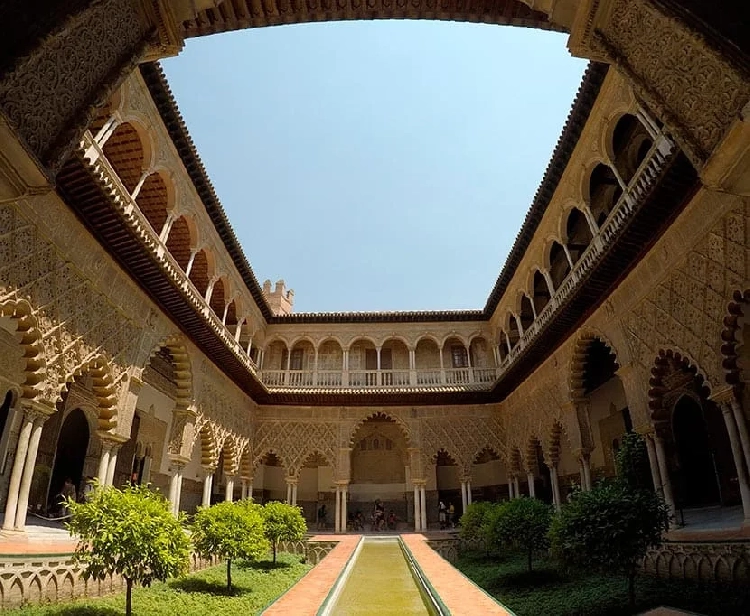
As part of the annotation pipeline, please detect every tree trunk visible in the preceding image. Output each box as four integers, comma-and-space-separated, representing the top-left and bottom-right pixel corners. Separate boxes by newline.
125, 578, 133, 616
227, 558, 232, 590
528, 547, 533, 573
628, 570, 636, 608
273, 541, 277, 564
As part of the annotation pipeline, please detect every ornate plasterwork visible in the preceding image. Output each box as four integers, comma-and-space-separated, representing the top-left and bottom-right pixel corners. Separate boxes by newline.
0, 0, 147, 170
0, 201, 144, 428
595, 0, 750, 166
252, 420, 338, 477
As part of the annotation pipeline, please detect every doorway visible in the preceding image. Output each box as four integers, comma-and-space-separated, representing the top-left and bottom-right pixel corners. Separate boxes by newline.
48, 409, 90, 511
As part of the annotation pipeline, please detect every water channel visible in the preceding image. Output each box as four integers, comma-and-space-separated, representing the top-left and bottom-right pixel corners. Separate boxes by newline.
326, 537, 438, 615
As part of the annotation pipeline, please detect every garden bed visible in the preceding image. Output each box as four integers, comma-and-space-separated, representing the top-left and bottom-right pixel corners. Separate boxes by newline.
9, 552, 312, 616
455, 550, 750, 616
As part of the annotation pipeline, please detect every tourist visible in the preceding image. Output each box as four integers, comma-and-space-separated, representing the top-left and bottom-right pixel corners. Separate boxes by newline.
60, 478, 76, 517
387, 510, 397, 530
438, 500, 447, 529
448, 502, 455, 528
317, 503, 327, 530
81, 476, 95, 502
373, 499, 385, 531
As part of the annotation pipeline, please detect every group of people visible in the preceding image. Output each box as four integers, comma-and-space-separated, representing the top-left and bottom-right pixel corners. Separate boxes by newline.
50, 476, 95, 519
316, 499, 399, 531
438, 500, 456, 529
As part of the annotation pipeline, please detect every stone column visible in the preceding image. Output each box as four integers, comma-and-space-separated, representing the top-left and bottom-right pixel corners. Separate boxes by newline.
466, 481, 472, 506
508, 478, 515, 499
729, 398, 750, 476
13, 409, 48, 531
104, 444, 120, 487
340, 483, 348, 532
168, 461, 185, 515
96, 439, 114, 485
335, 485, 342, 533
286, 481, 292, 504
653, 434, 676, 516
291, 482, 298, 507
413, 484, 421, 531
527, 472, 536, 498
720, 404, 750, 521
577, 451, 592, 491
460, 481, 468, 512
225, 475, 235, 502
202, 469, 214, 508
409, 349, 417, 386
513, 476, 520, 498
644, 433, 663, 494
241, 479, 248, 500
550, 465, 561, 511
2, 412, 34, 530
419, 486, 427, 531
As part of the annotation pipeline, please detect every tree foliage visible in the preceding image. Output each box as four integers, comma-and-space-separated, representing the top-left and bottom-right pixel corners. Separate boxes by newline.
66, 482, 190, 616
616, 431, 653, 491
551, 434, 670, 607
191, 500, 269, 589
487, 497, 552, 572
459, 501, 495, 547
262, 501, 307, 564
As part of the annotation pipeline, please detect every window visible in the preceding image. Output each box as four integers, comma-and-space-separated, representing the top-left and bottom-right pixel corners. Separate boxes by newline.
451, 345, 468, 368
290, 348, 304, 371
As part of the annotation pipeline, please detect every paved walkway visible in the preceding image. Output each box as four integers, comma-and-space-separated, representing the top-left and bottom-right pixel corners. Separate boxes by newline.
263, 534, 360, 616
0, 518, 77, 555
401, 534, 513, 615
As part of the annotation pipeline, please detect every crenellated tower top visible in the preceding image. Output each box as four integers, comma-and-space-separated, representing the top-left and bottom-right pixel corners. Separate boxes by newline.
263, 279, 295, 316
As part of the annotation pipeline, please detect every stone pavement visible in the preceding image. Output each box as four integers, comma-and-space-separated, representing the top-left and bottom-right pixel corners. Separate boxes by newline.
400, 533, 513, 615
0, 518, 77, 555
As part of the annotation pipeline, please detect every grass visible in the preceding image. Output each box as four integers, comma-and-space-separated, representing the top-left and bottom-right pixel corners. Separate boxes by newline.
455, 550, 750, 616
10, 552, 312, 616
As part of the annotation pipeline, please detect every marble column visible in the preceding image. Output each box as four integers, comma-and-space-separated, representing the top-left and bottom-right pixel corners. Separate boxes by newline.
413, 484, 421, 531
96, 440, 114, 485
721, 404, 750, 521
729, 398, 750, 476
644, 434, 663, 495
168, 463, 184, 515
202, 470, 214, 508
508, 479, 515, 499
653, 435, 676, 516
513, 476, 520, 498
466, 481, 472, 506
286, 481, 292, 504
225, 475, 235, 502
14, 411, 48, 531
241, 479, 248, 500
419, 486, 427, 531
340, 484, 348, 532
3, 412, 35, 530
460, 481, 468, 512
578, 453, 592, 491
527, 472, 536, 498
550, 465, 561, 511
335, 486, 342, 533
104, 444, 120, 487
291, 482, 298, 507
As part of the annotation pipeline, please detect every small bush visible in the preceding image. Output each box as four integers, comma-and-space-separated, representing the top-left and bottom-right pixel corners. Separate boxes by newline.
192, 500, 269, 590
262, 501, 307, 564
460, 501, 496, 547
66, 482, 190, 616
487, 497, 552, 572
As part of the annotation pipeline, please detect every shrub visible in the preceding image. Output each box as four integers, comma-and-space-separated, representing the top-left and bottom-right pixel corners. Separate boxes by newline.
66, 482, 190, 616
550, 478, 669, 606
460, 501, 496, 547
262, 501, 307, 564
191, 500, 269, 589
487, 497, 552, 572
616, 432, 653, 491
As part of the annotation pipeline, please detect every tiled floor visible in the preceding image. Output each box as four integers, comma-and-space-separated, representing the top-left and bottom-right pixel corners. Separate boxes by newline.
262, 534, 361, 615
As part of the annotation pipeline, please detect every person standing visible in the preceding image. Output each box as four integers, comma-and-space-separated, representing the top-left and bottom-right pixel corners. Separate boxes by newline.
438, 500, 447, 530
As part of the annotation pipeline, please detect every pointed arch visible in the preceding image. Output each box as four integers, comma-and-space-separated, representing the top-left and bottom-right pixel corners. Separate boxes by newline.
61, 354, 119, 432
0, 298, 48, 405
347, 411, 412, 448
568, 331, 621, 401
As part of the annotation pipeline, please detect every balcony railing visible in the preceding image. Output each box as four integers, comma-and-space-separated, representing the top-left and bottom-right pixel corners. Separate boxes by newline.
259, 367, 497, 389
81, 132, 259, 375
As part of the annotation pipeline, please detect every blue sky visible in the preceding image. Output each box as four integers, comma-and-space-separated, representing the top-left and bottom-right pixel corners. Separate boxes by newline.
162, 21, 586, 313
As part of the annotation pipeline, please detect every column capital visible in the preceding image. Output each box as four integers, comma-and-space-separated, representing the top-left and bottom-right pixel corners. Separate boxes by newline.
709, 385, 737, 406
168, 454, 189, 468
285, 476, 298, 486
97, 432, 128, 447
411, 478, 427, 487
20, 400, 54, 424
572, 447, 592, 459
201, 464, 217, 476
334, 480, 350, 487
